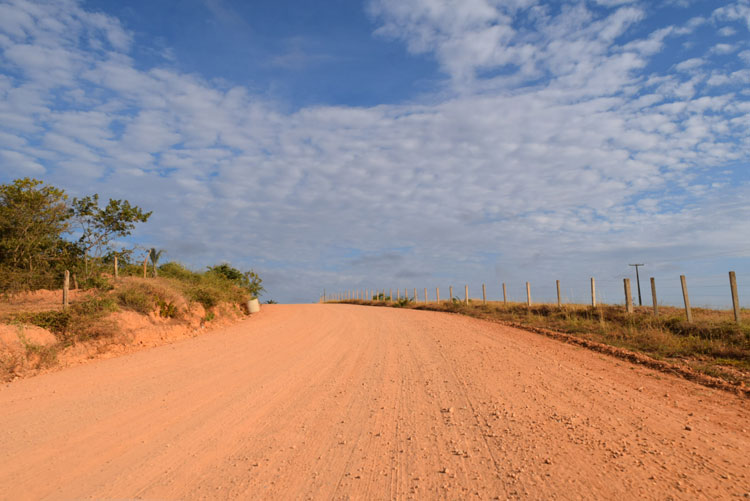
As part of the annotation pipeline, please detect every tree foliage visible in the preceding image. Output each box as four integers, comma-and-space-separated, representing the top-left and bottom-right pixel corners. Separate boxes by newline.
71, 194, 151, 276
0, 178, 265, 301
0, 178, 151, 291
207, 263, 264, 298
0, 178, 71, 272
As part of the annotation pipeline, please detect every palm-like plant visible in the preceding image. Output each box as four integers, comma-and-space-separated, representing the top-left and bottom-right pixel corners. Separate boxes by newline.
149, 248, 164, 277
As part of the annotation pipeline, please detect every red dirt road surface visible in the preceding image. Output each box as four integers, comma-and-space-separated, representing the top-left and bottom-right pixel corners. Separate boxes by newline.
1, 304, 748, 499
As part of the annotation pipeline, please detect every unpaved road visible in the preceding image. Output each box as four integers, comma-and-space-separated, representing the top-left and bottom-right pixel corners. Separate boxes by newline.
1, 304, 748, 499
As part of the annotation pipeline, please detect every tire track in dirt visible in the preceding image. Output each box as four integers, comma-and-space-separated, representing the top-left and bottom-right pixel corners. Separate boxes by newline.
0, 304, 748, 499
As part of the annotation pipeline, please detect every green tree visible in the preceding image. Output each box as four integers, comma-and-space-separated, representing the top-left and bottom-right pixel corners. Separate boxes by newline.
0, 178, 70, 274
207, 263, 264, 298
72, 194, 152, 277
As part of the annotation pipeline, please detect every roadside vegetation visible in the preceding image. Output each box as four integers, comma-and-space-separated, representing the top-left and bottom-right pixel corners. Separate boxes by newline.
337, 298, 750, 388
0, 177, 264, 380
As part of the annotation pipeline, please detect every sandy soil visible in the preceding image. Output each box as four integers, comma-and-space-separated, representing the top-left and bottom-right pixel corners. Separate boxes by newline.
0, 304, 747, 499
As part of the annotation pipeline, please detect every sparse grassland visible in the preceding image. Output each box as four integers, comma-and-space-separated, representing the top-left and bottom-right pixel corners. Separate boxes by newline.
338, 298, 750, 388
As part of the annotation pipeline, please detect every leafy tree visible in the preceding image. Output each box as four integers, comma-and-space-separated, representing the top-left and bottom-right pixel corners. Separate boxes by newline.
207, 263, 264, 298
149, 248, 164, 277
71, 194, 152, 277
0, 178, 70, 274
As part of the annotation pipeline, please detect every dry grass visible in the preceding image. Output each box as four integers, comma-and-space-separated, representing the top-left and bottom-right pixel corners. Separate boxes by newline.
0, 274, 251, 381
339, 299, 750, 387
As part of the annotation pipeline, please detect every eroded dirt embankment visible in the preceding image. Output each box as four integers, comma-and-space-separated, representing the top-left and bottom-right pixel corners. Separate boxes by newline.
0, 304, 748, 500
0, 287, 248, 381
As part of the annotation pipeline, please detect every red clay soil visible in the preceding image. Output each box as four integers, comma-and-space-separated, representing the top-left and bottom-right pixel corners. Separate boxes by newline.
0, 304, 748, 499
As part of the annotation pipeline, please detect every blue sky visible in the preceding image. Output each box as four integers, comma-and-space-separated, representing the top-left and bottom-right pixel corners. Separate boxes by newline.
0, 0, 749, 305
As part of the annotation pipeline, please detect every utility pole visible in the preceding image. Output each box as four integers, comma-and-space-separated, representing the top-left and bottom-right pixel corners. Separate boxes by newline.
629, 264, 644, 306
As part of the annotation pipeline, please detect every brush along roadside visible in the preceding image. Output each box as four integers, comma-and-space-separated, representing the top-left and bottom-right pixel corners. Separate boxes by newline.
334, 299, 750, 396
0, 275, 254, 382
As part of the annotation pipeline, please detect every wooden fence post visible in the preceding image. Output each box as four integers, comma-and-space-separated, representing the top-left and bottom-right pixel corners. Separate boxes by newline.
414, 288, 417, 302
526, 282, 531, 307
449, 286, 453, 301
650, 277, 658, 317
72, 273, 78, 290
624, 278, 634, 313
680, 275, 692, 323
63, 270, 70, 309
502, 283, 507, 305
143, 258, 147, 278
464, 285, 469, 305
397, 288, 400, 300
114, 256, 118, 280
730, 271, 741, 323
482, 283, 487, 304
590, 277, 596, 308
556, 280, 561, 308
424, 288, 428, 303
436, 287, 440, 303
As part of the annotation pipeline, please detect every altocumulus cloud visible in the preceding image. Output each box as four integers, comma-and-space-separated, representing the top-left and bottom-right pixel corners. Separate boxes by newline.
0, 0, 749, 304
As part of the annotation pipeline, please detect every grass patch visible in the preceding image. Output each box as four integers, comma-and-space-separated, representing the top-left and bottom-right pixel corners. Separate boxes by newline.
159, 262, 251, 310
20, 335, 58, 369
115, 280, 183, 318
9, 292, 121, 346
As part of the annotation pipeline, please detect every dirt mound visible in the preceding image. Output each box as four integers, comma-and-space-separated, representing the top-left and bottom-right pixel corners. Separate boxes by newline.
0, 323, 57, 357
0, 281, 250, 381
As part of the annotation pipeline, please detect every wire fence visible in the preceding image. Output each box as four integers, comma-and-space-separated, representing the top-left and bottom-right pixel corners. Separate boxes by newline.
324, 270, 747, 322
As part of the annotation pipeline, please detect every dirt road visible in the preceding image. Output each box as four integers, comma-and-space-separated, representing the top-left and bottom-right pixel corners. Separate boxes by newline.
1, 304, 748, 499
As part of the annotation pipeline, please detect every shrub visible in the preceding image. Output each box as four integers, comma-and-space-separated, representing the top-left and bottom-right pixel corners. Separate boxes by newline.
117, 286, 153, 314
80, 275, 113, 291
394, 297, 413, 308
21, 338, 58, 369
15, 310, 72, 334
159, 262, 198, 282
157, 299, 178, 318
72, 295, 118, 316
188, 285, 220, 310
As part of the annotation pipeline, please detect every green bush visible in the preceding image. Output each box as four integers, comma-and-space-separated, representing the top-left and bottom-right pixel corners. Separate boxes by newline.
188, 285, 220, 309
159, 262, 200, 282
72, 295, 118, 316
14, 310, 71, 334
157, 299, 178, 318
80, 275, 113, 291
117, 286, 153, 314
394, 297, 413, 308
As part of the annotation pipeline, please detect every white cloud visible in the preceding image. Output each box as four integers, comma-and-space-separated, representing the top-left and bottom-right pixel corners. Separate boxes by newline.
674, 57, 704, 72
0, 149, 45, 175
712, 1, 750, 30
0, 0, 748, 303
711, 42, 738, 54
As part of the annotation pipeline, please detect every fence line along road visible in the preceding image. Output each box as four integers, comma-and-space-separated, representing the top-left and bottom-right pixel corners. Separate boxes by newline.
323, 271, 745, 324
